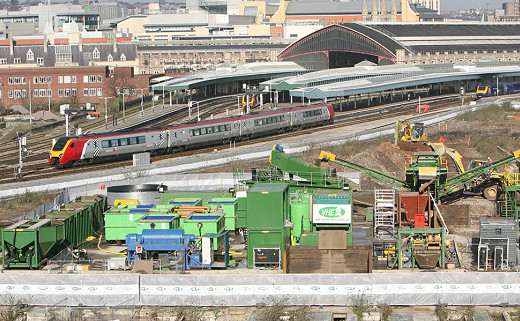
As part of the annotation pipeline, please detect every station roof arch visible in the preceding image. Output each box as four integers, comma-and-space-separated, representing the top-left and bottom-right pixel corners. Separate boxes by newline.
278, 22, 520, 70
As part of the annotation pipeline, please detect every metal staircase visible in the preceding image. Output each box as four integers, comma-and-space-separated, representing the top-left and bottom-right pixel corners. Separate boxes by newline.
500, 173, 520, 221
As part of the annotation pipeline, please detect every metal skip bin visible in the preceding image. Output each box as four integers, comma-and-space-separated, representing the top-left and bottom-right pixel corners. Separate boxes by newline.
2, 219, 65, 269
136, 215, 179, 234
183, 215, 225, 250
104, 208, 149, 241
206, 198, 237, 231
41, 212, 78, 248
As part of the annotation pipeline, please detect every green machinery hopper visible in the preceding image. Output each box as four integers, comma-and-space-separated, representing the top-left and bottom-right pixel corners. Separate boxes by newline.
2, 219, 65, 269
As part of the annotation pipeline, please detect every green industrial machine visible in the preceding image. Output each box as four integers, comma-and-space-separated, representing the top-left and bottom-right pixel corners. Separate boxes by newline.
404, 152, 448, 192
236, 145, 348, 190
319, 149, 520, 201
397, 228, 446, 269
246, 183, 291, 269
136, 215, 179, 233
1, 195, 107, 270
290, 192, 354, 247
2, 219, 65, 269
182, 214, 225, 250
206, 198, 238, 230
104, 207, 150, 241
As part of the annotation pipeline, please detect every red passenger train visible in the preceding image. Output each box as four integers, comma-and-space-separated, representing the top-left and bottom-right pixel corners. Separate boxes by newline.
49, 104, 334, 167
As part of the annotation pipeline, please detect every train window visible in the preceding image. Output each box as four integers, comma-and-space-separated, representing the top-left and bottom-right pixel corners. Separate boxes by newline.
101, 141, 109, 148
119, 138, 128, 146
138, 136, 146, 144
213, 126, 219, 133
129, 137, 137, 145
226, 124, 231, 131
70, 143, 75, 148
200, 127, 206, 135
193, 129, 200, 136
52, 138, 70, 151
110, 139, 119, 147
206, 127, 213, 134
219, 125, 226, 132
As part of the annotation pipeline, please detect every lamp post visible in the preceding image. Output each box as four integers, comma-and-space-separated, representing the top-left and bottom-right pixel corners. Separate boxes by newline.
100, 96, 112, 127
121, 92, 126, 123
137, 88, 146, 116
47, 77, 52, 112
28, 79, 32, 126
493, 75, 500, 97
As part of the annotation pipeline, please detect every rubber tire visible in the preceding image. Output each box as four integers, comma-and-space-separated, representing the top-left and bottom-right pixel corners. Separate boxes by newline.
483, 185, 499, 200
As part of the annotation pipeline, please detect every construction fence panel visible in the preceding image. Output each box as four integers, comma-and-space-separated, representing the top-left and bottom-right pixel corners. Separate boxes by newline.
0, 274, 139, 307
0, 272, 518, 306
139, 272, 520, 307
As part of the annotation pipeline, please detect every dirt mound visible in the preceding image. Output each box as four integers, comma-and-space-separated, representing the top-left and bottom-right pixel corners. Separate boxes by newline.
397, 141, 431, 152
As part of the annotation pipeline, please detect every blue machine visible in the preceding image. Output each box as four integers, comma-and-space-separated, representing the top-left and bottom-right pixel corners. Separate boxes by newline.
126, 229, 229, 269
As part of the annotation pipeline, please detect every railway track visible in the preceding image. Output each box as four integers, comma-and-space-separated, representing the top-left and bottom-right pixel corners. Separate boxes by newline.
0, 95, 238, 169
0, 94, 461, 184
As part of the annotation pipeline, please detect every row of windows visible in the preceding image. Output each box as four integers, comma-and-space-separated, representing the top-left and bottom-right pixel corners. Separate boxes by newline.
254, 115, 285, 126
6, 75, 102, 85
33, 89, 52, 98
8, 90, 26, 98
58, 88, 77, 97
83, 88, 103, 97
83, 75, 103, 83
33, 76, 52, 84
58, 76, 76, 84
0, 57, 44, 65
303, 109, 323, 118
7, 77, 27, 85
101, 136, 146, 148
190, 124, 231, 137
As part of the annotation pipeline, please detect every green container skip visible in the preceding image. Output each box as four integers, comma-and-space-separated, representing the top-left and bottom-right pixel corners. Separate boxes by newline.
206, 198, 237, 230
2, 219, 65, 269
168, 198, 202, 206
136, 215, 179, 233
41, 212, 80, 248
63, 196, 106, 237
183, 214, 224, 250
103, 209, 149, 241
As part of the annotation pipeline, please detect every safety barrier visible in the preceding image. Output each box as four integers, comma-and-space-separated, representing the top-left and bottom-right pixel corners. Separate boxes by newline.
0, 272, 519, 307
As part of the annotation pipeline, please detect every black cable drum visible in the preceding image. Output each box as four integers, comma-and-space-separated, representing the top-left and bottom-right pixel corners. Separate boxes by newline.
107, 184, 167, 206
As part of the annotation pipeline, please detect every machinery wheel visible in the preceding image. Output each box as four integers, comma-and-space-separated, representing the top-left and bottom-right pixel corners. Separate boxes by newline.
483, 185, 499, 200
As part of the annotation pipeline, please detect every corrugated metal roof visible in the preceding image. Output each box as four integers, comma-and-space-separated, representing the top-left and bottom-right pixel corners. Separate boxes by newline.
152, 62, 307, 91
284, 61, 520, 99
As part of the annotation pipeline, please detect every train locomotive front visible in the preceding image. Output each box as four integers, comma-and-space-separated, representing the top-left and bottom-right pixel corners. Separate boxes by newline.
49, 136, 77, 166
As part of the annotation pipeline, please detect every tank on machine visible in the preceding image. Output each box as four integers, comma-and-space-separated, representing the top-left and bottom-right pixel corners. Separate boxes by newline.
107, 184, 167, 206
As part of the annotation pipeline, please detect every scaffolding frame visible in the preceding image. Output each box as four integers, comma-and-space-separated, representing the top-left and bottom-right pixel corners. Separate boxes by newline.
374, 189, 396, 238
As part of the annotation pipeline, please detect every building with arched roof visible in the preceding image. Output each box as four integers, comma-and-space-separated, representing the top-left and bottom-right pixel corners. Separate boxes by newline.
278, 22, 520, 70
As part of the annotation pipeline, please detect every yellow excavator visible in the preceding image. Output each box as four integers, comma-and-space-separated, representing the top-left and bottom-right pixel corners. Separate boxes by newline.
394, 120, 428, 145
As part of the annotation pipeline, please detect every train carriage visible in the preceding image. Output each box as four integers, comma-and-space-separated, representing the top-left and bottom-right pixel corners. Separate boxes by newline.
49, 104, 334, 168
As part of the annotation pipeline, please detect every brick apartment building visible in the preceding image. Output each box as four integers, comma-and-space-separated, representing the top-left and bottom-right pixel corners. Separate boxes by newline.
0, 66, 151, 110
